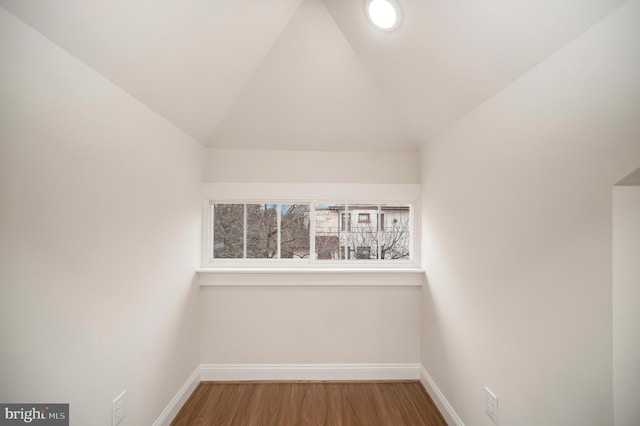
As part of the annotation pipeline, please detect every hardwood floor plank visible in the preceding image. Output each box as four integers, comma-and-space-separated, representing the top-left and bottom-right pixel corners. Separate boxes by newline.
243, 383, 266, 426
371, 382, 407, 426
325, 383, 344, 426
171, 380, 447, 426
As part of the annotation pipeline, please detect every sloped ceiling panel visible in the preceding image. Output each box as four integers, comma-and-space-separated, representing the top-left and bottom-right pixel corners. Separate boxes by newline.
0, 0, 304, 143
322, 0, 629, 142
416, 0, 630, 79
210, 0, 416, 151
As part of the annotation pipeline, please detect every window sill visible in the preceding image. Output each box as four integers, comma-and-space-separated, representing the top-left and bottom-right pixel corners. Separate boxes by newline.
197, 267, 424, 275
197, 268, 425, 286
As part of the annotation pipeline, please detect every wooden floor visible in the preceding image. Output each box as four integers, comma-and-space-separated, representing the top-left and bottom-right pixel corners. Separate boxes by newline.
171, 381, 447, 426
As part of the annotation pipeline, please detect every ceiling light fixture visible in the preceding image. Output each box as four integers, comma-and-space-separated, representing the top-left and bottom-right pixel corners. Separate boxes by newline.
365, 0, 401, 32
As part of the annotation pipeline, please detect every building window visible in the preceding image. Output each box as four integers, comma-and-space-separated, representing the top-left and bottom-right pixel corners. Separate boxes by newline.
341, 213, 351, 231
210, 202, 412, 263
356, 246, 371, 259
358, 213, 371, 223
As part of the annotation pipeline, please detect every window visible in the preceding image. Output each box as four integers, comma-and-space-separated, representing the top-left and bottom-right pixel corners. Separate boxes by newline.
340, 213, 351, 231
280, 204, 311, 259
356, 246, 371, 259
209, 202, 412, 264
358, 213, 371, 223
315, 204, 410, 261
213, 203, 310, 260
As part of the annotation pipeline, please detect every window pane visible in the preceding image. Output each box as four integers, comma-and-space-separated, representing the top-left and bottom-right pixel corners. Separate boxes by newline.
280, 204, 310, 259
213, 203, 244, 258
246, 204, 278, 259
380, 205, 411, 259
314, 203, 411, 260
315, 203, 345, 259
348, 204, 379, 259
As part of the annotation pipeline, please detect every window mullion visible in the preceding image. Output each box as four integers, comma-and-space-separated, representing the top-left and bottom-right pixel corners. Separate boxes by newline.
209, 201, 214, 261
377, 204, 382, 260
243, 204, 247, 259
343, 204, 349, 259
276, 204, 282, 259
309, 203, 316, 262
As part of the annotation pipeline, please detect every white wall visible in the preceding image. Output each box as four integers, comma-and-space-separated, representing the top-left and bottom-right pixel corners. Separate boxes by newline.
0, 8, 204, 426
199, 273, 421, 366
420, 1, 640, 425
613, 185, 640, 426
205, 148, 420, 183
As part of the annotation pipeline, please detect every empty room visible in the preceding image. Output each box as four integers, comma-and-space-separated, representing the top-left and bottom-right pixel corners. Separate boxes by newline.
1, 0, 639, 425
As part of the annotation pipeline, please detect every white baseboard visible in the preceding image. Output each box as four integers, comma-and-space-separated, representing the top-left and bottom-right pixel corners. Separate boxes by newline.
200, 363, 421, 381
419, 365, 464, 426
153, 366, 200, 426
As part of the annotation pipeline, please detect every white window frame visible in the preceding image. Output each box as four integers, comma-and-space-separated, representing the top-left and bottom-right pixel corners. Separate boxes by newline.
201, 183, 421, 270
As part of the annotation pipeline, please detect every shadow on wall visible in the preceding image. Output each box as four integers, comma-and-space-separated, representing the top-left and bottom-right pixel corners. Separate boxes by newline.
420, 274, 460, 419
616, 166, 640, 186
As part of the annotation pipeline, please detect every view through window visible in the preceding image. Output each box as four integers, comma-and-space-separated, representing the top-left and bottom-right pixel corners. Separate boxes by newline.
212, 203, 411, 262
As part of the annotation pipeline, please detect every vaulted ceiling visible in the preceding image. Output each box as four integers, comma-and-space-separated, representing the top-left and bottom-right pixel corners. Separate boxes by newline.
0, 0, 628, 151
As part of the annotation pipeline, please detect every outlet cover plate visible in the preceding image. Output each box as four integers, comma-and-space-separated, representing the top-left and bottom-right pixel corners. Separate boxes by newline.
485, 386, 498, 424
112, 390, 126, 425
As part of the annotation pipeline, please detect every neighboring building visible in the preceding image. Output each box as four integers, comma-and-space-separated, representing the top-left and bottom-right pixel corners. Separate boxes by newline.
315, 205, 410, 260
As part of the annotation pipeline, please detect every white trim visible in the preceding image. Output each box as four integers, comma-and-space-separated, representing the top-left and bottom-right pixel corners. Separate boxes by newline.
152, 366, 200, 426
197, 268, 425, 275
197, 268, 425, 287
200, 363, 421, 382
203, 183, 421, 201
419, 365, 465, 426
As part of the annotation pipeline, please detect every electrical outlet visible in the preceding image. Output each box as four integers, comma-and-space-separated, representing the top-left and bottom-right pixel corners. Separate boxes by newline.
112, 390, 126, 425
485, 387, 498, 424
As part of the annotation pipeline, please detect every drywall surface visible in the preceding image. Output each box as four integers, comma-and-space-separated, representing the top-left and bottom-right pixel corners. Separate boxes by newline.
204, 148, 420, 183
0, 7, 204, 425
200, 273, 422, 364
613, 187, 640, 426
420, 1, 640, 425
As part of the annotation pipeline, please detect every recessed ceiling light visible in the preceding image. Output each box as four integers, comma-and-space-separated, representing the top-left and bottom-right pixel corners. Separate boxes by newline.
365, 0, 401, 32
